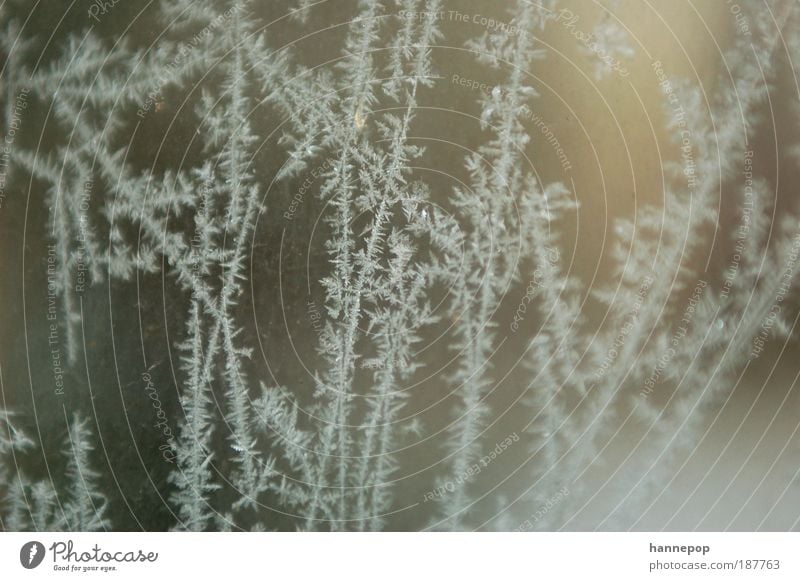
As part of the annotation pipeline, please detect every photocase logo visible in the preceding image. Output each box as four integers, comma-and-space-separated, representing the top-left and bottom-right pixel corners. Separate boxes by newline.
20, 541, 46, 569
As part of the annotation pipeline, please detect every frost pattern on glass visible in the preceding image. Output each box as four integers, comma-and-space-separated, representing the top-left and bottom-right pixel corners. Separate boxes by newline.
1, 0, 799, 531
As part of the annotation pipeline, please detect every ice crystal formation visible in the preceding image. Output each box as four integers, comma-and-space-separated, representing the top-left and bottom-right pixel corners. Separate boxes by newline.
1, 0, 799, 531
